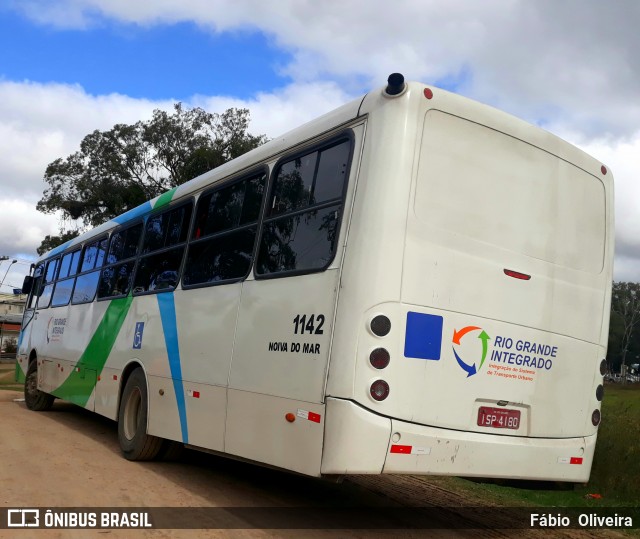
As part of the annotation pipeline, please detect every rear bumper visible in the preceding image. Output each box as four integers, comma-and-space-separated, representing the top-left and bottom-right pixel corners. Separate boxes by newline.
321, 398, 596, 482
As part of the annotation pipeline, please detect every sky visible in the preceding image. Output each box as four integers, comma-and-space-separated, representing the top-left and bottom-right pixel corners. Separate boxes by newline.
0, 0, 639, 292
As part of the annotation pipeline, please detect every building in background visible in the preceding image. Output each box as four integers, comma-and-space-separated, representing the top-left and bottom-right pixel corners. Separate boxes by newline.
0, 291, 25, 354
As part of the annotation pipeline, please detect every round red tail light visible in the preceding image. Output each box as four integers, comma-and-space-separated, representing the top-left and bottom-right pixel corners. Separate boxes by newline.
370, 348, 390, 369
370, 380, 390, 401
591, 409, 601, 426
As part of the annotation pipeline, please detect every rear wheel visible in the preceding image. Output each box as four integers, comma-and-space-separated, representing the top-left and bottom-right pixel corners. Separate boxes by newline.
117, 368, 162, 461
24, 360, 54, 411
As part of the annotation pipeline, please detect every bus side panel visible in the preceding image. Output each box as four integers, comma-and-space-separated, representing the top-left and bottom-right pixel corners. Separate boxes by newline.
225, 389, 325, 476
43, 300, 111, 410
147, 374, 227, 451
126, 289, 238, 449
225, 253, 340, 473
229, 271, 339, 403
96, 366, 123, 420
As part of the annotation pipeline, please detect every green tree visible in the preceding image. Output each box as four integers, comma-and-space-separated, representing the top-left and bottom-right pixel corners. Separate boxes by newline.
36, 230, 81, 256
609, 282, 640, 381
37, 104, 266, 252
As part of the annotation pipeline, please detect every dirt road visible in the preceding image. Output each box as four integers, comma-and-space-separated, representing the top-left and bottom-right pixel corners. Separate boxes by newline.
0, 390, 625, 539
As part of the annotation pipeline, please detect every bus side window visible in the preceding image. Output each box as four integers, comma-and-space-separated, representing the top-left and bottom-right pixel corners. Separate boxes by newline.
52, 248, 81, 307
72, 237, 107, 305
36, 258, 60, 309
133, 203, 193, 294
257, 138, 351, 276
183, 173, 265, 287
99, 224, 142, 299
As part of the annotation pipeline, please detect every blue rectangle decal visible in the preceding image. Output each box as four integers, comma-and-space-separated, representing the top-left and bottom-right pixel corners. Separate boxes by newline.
404, 312, 443, 360
133, 322, 144, 349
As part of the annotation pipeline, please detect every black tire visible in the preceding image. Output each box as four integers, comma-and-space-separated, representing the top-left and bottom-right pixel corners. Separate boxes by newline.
117, 368, 162, 461
24, 360, 55, 411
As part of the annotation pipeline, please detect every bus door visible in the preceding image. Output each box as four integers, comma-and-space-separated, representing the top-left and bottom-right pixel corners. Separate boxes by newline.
16, 263, 44, 377
26, 258, 61, 391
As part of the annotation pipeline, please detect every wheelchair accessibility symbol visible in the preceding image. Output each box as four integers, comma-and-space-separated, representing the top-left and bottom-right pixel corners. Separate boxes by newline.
133, 322, 145, 349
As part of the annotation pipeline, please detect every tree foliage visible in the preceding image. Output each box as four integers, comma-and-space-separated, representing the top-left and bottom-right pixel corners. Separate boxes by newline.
37, 104, 267, 251
36, 230, 81, 256
608, 282, 640, 375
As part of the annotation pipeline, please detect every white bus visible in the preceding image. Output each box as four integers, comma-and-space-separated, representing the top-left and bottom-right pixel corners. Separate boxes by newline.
17, 74, 613, 481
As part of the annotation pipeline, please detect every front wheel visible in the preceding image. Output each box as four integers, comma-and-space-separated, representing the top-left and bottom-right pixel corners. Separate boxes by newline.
117, 368, 162, 461
24, 360, 54, 411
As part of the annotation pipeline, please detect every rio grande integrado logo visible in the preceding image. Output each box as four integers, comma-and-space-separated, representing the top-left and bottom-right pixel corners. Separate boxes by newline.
451, 326, 490, 378
403, 312, 557, 382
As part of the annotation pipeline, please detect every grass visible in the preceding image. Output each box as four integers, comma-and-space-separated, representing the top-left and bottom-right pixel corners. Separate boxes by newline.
0, 362, 22, 392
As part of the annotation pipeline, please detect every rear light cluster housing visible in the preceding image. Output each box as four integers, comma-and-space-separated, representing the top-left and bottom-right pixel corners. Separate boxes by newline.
368, 315, 392, 401
592, 358, 607, 427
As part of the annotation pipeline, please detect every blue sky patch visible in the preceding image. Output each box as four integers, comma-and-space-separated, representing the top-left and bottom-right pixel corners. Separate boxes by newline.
0, 12, 291, 100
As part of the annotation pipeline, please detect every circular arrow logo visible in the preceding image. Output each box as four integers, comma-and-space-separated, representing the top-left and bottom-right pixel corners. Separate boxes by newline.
452, 326, 491, 378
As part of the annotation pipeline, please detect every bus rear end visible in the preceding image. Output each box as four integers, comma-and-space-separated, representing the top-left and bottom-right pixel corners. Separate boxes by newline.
322, 82, 613, 482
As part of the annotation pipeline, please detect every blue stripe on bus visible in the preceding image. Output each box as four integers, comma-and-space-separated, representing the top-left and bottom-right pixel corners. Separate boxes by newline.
157, 292, 189, 444
112, 201, 153, 225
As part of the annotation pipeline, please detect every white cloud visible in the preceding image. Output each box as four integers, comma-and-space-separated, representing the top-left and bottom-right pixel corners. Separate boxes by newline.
0, 81, 166, 199
11, 0, 640, 136
192, 80, 353, 137
0, 198, 58, 263
574, 135, 640, 281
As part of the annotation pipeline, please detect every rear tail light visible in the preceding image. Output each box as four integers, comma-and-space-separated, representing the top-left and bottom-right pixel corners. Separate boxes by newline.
592, 409, 601, 426
596, 385, 604, 401
599, 359, 607, 376
503, 269, 531, 280
370, 380, 390, 401
369, 348, 390, 369
370, 315, 391, 337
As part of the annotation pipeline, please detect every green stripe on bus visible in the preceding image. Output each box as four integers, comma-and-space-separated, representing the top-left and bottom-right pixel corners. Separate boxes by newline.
52, 295, 134, 407
15, 361, 26, 383
154, 187, 177, 210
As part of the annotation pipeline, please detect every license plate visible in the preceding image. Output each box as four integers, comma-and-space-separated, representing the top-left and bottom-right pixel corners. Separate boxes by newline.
477, 406, 521, 429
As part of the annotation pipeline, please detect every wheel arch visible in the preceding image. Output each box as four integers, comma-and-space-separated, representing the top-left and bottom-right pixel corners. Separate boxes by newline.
117, 359, 147, 418
28, 348, 38, 365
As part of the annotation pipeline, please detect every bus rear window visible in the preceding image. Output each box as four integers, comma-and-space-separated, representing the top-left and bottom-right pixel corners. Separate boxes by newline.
415, 111, 606, 273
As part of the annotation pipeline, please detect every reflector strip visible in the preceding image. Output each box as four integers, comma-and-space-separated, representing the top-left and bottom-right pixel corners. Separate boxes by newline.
558, 457, 584, 465
187, 389, 200, 398
390, 445, 431, 455
296, 409, 322, 423
504, 269, 531, 280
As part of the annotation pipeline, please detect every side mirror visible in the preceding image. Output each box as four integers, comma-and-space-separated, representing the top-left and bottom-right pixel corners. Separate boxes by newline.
22, 275, 34, 295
